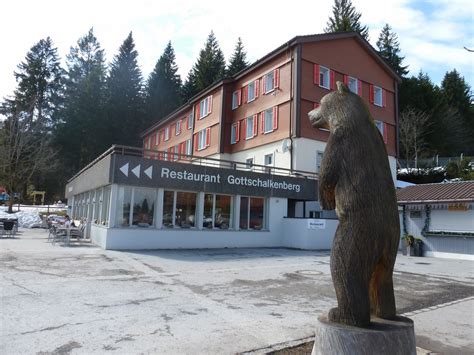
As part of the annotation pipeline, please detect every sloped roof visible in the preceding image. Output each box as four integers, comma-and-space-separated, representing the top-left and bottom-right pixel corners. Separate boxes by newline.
397, 181, 474, 204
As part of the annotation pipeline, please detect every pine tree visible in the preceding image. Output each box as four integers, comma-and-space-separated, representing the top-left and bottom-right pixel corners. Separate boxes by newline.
56, 28, 107, 172
5, 37, 63, 128
105, 32, 145, 147
226, 37, 249, 77
182, 68, 198, 101
145, 41, 182, 124
194, 31, 226, 91
376, 24, 408, 77
441, 70, 474, 155
325, 0, 369, 40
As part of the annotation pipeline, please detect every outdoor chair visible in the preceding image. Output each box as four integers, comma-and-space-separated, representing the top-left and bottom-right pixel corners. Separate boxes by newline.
3, 221, 15, 237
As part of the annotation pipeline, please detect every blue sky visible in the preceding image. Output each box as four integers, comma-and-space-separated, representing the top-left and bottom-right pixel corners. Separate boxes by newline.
0, 0, 472, 103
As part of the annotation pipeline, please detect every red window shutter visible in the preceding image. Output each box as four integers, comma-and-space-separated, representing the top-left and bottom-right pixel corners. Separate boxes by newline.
382, 89, 387, 107
196, 103, 201, 119
254, 80, 259, 98
242, 119, 247, 139
205, 127, 211, 147
208, 95, 213, 113
313, 64, 319, 85
358, 80, 362, 96
235, 121, 240, 142
243, 86, 248, 103
237, 89, 242, 105
330, 70, 335, 90
369, 85, 374, 103
186, 116, 190, 130
262, 76, 267, 94
383, 123, 388, 144
273, 106, 278, 130
194, 134, 199, 151
343, 75, 349, 85
253, 114, 258, 136
260, 112, 265, 134
313, 102, 320, 109
274, 68, 280, 88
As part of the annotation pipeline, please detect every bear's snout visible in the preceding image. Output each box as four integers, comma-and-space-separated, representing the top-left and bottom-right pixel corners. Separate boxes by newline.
308, 107, 329, 129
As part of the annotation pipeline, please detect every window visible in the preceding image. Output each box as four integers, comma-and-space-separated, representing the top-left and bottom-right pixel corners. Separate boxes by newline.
318, 65, 330, 89
375, 120, 388, 143
173, 145, 179, 161
164, 126, 170, 141
264, 153, 273, 174
240, 197, 265, 230
203, 194, 233, 229
101, 186, 111, 226
231, 122, 240, 144
263, 69, 279, 94
245, 158, 254, 170
232, 90, 241, 109
187, 113, 193, 130
309, 211, 321, 218
186, 139, 192, 156
162, 191, 174, 228
371, 85, 384, 107
198, 95, 213, 119
247, 81, 257, 102
245, 115, 257, 139
175, 120, 181, 135
316, 151, 324, 173
261, 107, 278, 133
116, 186, 132, 227
132, 188, 156, 227
344, 75, 360, 95
175, 191, 197, 228
197, 128, 210, 150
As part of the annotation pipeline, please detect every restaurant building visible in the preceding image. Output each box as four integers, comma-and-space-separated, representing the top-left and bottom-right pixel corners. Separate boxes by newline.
65, 32, 400, 250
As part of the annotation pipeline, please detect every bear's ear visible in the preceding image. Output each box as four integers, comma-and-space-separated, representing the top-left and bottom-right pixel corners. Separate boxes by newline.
336, 81, 349, 94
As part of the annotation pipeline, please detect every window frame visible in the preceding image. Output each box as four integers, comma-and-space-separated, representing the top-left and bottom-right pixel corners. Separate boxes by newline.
247, 81, 256, 103
187, 112, 193, 129
245, 116, 254, 139
263, 108, 273, 133
198, 129, 207, 150
232, 90, 241, 110
164, 126, 170, 141
231, 123, 238, 144
319, 65, 330, 89
175, 120, 181, 136
374, 86, 383, 107
347, 76, 359, 94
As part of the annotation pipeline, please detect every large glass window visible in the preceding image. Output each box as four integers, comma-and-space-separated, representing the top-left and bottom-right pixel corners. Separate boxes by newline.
203, 194, 233, 229
102, 186, 111, 226
240, 197, 265, 230
132, 188, 156, 227
94, 188, 101, 223
116, 186, 132, 227
175, 192, 197, 228
163, 191, 175, 228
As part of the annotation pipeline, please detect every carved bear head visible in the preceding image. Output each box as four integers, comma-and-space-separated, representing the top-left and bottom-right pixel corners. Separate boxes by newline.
308, 81, 371, 133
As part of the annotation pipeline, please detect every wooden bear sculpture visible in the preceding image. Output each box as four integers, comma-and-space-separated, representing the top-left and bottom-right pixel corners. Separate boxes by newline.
308, 82, 400, 327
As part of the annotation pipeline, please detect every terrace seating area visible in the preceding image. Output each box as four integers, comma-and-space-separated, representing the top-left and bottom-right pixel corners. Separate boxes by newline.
46, 215, 89, 246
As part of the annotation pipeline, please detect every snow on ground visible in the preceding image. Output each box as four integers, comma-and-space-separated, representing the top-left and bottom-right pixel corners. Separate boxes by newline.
0, 205, 67, 228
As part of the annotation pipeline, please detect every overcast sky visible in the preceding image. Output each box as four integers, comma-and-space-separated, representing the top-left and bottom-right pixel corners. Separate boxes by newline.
1, 0, 473, 102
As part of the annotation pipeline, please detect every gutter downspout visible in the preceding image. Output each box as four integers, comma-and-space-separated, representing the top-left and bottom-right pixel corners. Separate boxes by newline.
291, 43, 302, 172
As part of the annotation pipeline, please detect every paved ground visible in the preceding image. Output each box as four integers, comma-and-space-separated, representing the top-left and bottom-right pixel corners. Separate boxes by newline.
1, 228, 473, 354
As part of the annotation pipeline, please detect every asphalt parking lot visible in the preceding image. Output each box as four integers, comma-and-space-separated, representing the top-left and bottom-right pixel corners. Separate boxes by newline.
1, 228, 473, 354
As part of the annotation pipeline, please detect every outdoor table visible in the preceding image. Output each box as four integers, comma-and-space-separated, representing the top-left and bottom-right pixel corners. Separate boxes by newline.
55, 226, 80, 246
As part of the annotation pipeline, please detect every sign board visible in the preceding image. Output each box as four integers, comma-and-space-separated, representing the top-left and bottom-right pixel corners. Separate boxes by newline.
111, 154, 317, 200
448, 203, 468, 211
307, 219, 326, 229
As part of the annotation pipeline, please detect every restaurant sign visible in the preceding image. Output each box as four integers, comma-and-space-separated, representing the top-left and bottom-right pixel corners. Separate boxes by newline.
111, 155, 317, 200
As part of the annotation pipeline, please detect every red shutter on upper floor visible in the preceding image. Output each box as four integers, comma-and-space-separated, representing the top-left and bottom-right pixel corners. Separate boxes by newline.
196, 103, 201, 119
262, 76, 267, 94
313, 64, 319, 85
330, 70, 335, 90
343, 75, 349, 85
253, 114, 258, 137
243, 86, 248, 103
358, 80, 362, 96
235, 122, 240, 142
382, 89, 387, 107
273, 106, 278, 130
208, 95, 213, 113
194, 134, 199, 151
260, 112, 264, 134
274, 68, 280, 88
383, 123, 388, 144
254, 80, 259, 98
242, 119, 247, 139
205, 127, 211, 147
237, 89, 242, 105
369, 85, 374, 103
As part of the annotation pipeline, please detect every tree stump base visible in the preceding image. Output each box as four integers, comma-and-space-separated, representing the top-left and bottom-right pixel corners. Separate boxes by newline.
312, 315, 416, 355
